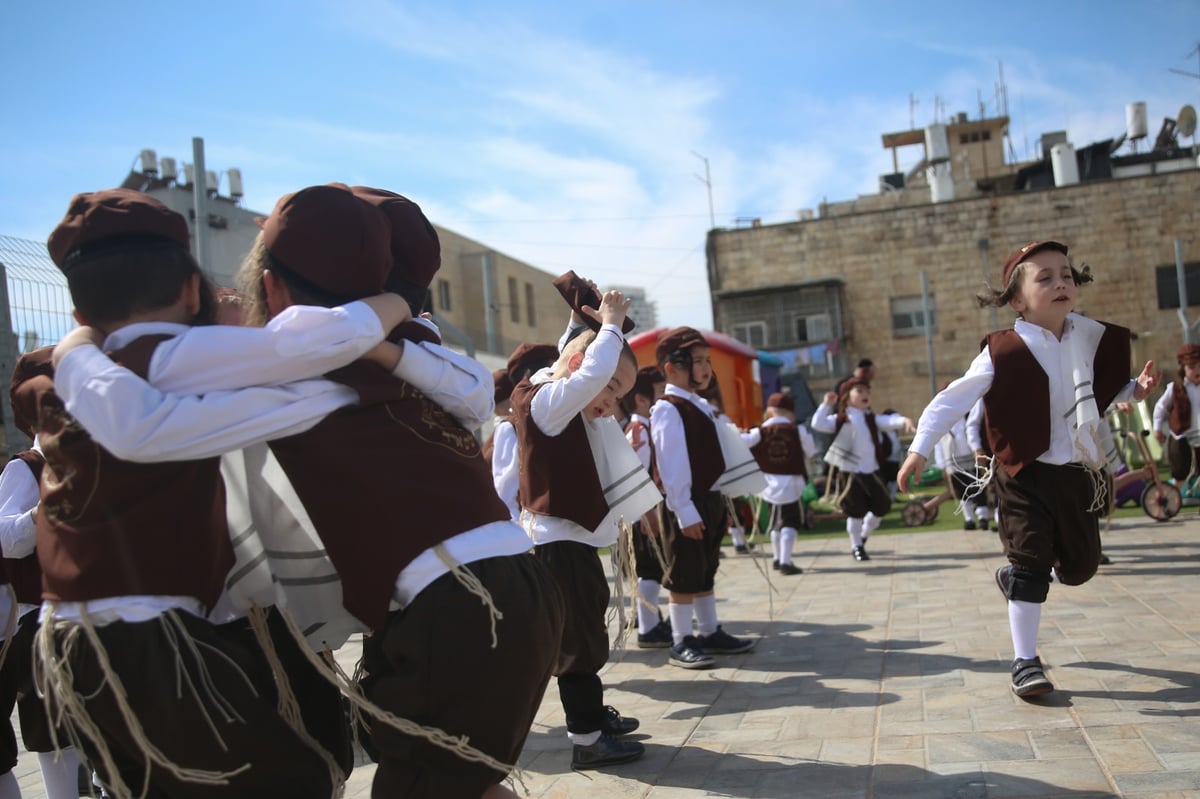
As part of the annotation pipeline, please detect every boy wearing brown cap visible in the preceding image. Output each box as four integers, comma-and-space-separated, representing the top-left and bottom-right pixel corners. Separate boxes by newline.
1152, 344, 1200, 496
651, 327, 756, 669
510, 273, 660, 771
812, 379, 913, 561
620, 365, 671, 647
897, 240, 1159, 698
741, 391, 815, 575
33, 188, 418, 798
53, 184, 564, 799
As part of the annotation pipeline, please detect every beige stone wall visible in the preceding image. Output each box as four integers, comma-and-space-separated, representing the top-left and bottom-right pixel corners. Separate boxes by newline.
709, 169, 1200, 419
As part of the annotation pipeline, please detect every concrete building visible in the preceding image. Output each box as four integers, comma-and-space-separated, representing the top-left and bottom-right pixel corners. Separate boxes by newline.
707, 101, 1200, 419
120, 151, 570, 361
605, 284, 658, 333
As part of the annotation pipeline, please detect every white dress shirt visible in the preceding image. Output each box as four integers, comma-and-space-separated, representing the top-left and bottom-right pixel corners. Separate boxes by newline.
490, 419, 521, 522
650, 384, 717, 529
0, 446, 42, 625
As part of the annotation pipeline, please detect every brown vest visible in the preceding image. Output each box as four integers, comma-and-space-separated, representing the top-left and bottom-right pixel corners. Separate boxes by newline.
510, 380, 609, 533
267, 360, 510, 633
33, 334, 233, 607
1169, 381, 1192, 435
750, 423, 808, 478
3, 451, 45, 604
656, 395, 724, 498
983, 323, 1131, 477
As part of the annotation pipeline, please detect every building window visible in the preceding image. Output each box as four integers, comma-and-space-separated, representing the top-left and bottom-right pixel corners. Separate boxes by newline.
508, 277, 520, 323
891, 296, 937, 337
982, 130, 992, 141
525, 282, 536, 326
732, 321, 768, 348
437, 279, 451, 311
1156, 263, 1200, 309
794, 313, 832, 343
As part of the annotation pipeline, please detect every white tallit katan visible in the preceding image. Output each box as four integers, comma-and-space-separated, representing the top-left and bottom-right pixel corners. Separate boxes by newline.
583, 415, 664, 531
211, 444, 366, 651
713, 419, 767, 497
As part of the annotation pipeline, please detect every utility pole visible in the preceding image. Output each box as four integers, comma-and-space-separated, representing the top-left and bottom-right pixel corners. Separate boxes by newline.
691, 151, 715, 230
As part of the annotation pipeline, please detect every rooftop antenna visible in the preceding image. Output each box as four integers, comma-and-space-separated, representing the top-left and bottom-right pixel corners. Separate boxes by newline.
1168, 42, 1200, 83
909, 92, 920, 130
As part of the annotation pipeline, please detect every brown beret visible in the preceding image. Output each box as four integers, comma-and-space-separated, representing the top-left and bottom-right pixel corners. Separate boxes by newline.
506, 342, 559, 384
1000, 240, 1068, 287
261, 183, 392, 300
1177, 344, 1200, 364
838, 376, 870, 400
349, 186, 441, 289
47, 189, 190, 271
9, 346, 55, 439
766, 391, 795, 412
552, 271, 636, 335
655, 326, 709, 366
493, 369, 514, 406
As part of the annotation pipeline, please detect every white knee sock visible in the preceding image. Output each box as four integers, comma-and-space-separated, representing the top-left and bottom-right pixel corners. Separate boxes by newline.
780, 527, 797, 566
668, 601, 694, 645
847, 517, 864, 549
1008, 599, 1041, 661
963, 500, 978, 521
770, 529, 781, 561
637, 579, 662, 633
39, 747, 82, 799
975, 505, 990, 524
729, 526, 747, 547
862, 511, 881, 538
693, 593, 719, 636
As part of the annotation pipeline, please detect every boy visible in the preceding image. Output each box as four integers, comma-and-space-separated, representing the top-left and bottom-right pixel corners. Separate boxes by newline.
1152, 343, 1200, 495
488, 342, 558, 522
511, 273, 659, 770
742, 392, 815, 575
651, 327, 755, 670
811, 380, 913, 561
897, 240, 1158, 697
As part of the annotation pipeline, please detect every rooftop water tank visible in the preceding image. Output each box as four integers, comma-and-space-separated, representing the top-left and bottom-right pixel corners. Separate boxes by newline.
925, 124, 951, 164
1050, 142, 1080, 186
1126, 102, 1148, 140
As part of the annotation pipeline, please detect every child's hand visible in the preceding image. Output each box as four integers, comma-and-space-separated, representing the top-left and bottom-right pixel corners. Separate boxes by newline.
361, 292, 413, 332
581, 289, 631, 330
52, 326, 105, 368
627, 419, 646, 450
896, 452, 927, 496
823, 391, 837, 406
1154, 430, 1166, 444
680, 521, 705, 540
901, 417, 916, 435
1132, 360, 1162, 401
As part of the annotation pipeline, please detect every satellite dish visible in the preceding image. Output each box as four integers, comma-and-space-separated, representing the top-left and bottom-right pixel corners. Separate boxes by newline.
1179, 104, 1197, 138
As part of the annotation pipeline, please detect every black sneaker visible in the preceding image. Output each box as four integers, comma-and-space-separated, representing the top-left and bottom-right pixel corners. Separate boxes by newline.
771, 559, 780, 571
668, 636, 715, 669
1098, 553, 1111, 565
571, 733, 645, 770
995, 565, 1013, 600
636, 620, 672, 649
600, 705, 639, 736
1010, 656, 1054, 697
778, 562, 802, 575
852, 546, 869, 562
697, 626, 754, 655
734, 544, 749, 554
964, 520, 977, 531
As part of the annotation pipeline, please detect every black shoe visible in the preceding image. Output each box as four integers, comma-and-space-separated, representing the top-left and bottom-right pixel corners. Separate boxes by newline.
852, 546, 869, 562
771, 559, 780, 571
964, 520, 977, 530
636, 620, 672, 649
979, 519, 991, 532
1010, 656, 1054, 698
697, 625, 754, 654
668, 636, 715, 669
995, 565, 1013, 600
778, 562, 802, 575
571, 733, 645, 770
600, 705, 639, 736
1098, 553, 1111, 565
734, 544, 748, 554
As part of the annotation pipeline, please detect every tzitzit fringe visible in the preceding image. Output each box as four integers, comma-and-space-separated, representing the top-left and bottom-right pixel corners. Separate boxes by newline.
1075, 427, 1111, 514
33, 607, 250, 799
643, 505, 670, 577
608, 518, 636, 652
433, 544, 502, 648
754, 501, 778, 619
0, 584, 18, 674
272, 608, 524, 788
244, 607, 346, 798
959, 455, 995, 519
822, 467, 854, 509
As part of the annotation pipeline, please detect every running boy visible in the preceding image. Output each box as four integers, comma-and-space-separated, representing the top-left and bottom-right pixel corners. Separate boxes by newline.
1152, 343, 1200, 496
897, 240, 1159, 697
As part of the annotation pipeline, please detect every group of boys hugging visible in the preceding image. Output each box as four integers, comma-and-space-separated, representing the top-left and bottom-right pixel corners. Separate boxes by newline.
0, 182, 1171, 799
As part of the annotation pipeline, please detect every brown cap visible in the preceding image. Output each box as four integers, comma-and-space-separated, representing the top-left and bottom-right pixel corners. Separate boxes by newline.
838, 376, 870, 401
506, 342, 559, 384
493, 369, 514, 405
9, 346, 55, 439
349, 186, 441, 289
1177, 344, 1200, 364
552, 271, 636, 335
47, 188, 190, 271
766, 391, 795, 412
655, 326, 709, 366
1000, 240, 1068, 287
261, 183, 392, 300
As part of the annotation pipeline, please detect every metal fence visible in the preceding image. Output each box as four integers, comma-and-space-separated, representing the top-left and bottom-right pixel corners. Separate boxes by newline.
0, 235, 74, 455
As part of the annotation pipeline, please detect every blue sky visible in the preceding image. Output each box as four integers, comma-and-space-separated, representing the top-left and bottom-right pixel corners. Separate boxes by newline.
3, 1, 1199, 328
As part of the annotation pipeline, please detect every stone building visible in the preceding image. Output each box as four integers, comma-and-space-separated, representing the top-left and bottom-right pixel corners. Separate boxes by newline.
706, 108, 1200, 419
